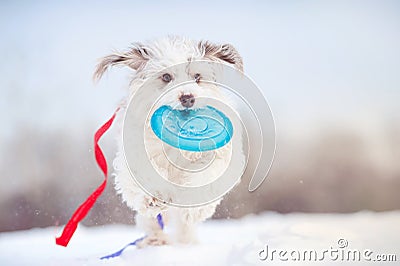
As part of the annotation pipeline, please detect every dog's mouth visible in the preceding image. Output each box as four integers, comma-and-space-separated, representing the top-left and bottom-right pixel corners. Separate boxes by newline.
178, 108, 196, 118
171, 104, 200, 112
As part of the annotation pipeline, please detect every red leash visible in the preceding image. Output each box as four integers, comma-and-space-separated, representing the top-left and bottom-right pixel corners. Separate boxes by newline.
56, 108, 119, 247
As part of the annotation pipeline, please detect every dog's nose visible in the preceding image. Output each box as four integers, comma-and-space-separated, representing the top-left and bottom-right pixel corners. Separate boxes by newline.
179, 94, 195, 108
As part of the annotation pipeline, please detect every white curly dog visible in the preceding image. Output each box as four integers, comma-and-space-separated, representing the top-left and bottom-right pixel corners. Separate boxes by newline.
94, 36, 245, 247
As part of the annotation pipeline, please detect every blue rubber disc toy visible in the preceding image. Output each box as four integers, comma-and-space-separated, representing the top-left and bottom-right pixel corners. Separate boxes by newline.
150, 105, 233, 152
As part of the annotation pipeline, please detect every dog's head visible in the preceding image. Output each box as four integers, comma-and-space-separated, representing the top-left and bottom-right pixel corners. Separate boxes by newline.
94, 37, 243, 110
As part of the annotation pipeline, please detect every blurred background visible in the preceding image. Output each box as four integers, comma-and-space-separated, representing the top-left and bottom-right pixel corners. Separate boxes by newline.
0, 0, 399, 232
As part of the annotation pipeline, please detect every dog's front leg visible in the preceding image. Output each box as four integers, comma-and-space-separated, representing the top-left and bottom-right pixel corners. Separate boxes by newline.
135, 195, 170, 248
174, 200, 221, 244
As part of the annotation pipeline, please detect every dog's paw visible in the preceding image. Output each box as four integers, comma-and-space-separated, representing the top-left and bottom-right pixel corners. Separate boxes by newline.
136, 235, 169, 248
147, 196, 167, 209
138, 196, 167, 216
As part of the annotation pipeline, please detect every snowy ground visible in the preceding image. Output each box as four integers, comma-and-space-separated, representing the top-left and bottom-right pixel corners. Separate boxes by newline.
1, 211, 399, 266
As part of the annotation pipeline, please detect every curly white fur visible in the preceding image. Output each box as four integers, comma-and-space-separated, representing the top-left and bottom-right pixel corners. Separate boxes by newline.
95, 36, 245, 246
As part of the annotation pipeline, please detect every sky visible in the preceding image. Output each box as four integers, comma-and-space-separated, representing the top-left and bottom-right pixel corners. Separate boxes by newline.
0, 0, 399, 141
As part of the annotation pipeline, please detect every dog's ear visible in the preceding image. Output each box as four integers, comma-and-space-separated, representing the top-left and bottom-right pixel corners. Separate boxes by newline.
93, 44, 150, 82
199, 41, 243, 72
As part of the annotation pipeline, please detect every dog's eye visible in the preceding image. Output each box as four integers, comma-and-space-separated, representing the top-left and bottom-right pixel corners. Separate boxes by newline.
161, 73, 173, 83
194, 73, 201, 83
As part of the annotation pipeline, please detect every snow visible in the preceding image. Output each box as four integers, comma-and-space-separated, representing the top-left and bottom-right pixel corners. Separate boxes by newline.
0, 211, 399, 266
